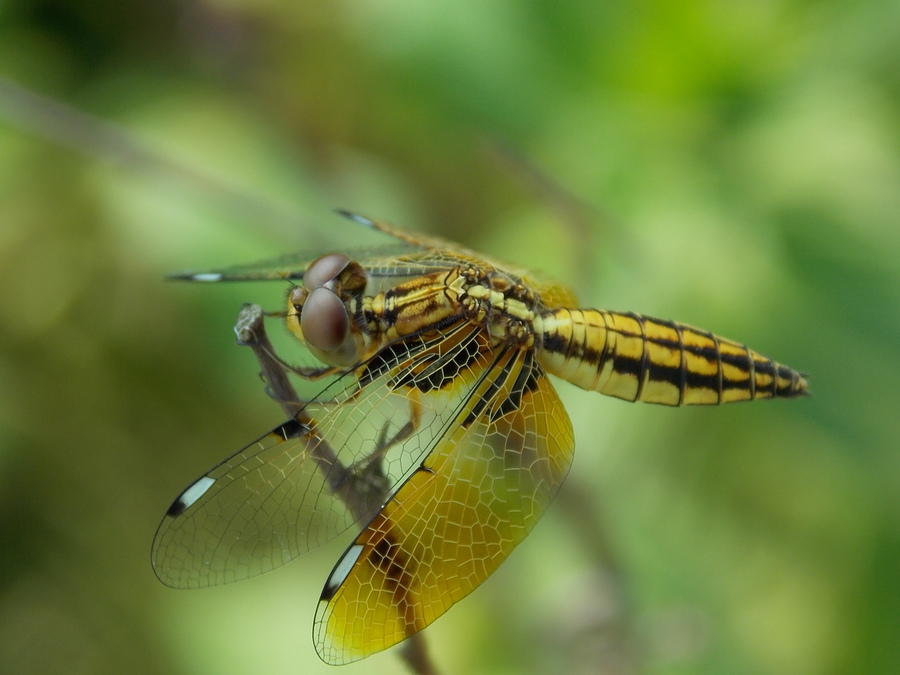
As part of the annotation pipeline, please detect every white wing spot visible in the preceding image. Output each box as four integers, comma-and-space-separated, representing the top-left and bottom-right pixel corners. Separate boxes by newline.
174, 476, 215, 512
322, 544, 364, 599
191, 273, 223, 282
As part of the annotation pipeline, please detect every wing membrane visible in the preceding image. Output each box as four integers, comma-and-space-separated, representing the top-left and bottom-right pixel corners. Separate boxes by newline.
313, 348, 575, 664
151, 321, 494, 589
169, 210, 580, 311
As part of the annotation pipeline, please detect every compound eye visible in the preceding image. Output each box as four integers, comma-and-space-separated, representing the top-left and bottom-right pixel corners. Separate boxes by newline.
300, 286, 349, 353
304, 253, 351, 291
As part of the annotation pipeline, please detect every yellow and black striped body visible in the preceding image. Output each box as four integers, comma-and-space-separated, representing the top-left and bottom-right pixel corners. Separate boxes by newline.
357, 262, 809, 409
534, 309, 808, 406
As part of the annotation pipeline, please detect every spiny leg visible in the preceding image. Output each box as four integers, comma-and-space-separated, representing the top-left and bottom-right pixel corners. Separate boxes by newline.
233, 303, 421, 524
335, 392, 423, 523
234, 303, 343, 415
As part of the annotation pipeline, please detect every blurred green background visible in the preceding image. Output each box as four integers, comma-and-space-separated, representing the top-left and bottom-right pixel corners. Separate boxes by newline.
1, 1, 898, 674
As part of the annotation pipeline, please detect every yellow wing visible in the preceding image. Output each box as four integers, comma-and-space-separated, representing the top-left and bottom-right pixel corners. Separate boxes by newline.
313, 348, 575, 664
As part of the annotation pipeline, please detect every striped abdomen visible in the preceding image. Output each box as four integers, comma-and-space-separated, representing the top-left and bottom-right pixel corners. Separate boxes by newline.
534, 309, 808, 406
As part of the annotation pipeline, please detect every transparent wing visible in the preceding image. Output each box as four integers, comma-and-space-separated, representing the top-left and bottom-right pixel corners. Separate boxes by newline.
151, 320, 495, 589
169, 209, 580, 308
312, 348, 576, 664
351, 211, 581, 308
167, 245, 496, 289
168, 212, 465, 283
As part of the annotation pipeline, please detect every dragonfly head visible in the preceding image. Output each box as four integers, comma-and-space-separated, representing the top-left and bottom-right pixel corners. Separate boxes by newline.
286, 253, 368, 367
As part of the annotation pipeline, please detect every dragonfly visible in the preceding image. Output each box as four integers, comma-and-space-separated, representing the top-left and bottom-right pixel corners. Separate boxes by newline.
152, 211, 809, 665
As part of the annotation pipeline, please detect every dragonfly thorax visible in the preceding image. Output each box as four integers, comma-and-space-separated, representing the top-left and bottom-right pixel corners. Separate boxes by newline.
459, 268, 538, 348
353, 264, 540, 362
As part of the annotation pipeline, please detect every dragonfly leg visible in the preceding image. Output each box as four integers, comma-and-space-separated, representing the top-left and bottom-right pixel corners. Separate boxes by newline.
371, 389, 421, 458
234, 303, 345, 414
233, 303, 424, 528
334, 391, 424, 524
233, 303, 315, 415
234, 303, 390, 528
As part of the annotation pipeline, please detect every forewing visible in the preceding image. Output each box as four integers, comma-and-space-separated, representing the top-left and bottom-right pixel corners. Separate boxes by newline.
151, 321, 494, 589
313, 348, 575, 664
168, 238, 483, 284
